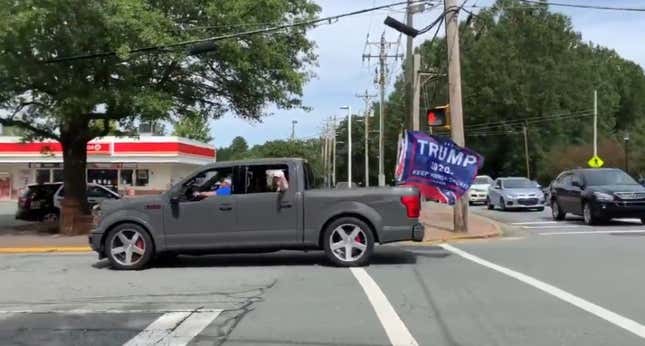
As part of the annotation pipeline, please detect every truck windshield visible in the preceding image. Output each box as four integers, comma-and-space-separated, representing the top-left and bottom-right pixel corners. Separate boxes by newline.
583, 170, 638, 186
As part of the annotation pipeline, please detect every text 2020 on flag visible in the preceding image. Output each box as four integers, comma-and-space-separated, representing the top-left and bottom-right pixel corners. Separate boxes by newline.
395, 131, 484, 204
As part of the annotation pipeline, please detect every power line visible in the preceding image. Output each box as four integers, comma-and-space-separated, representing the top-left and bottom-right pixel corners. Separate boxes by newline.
42, 0, 428, 64
465, 109, 593, 130
466, 112, 596, 136
519, 0, 645, 12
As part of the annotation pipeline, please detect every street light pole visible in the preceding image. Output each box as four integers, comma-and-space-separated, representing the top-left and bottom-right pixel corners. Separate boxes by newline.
624, 131, 630, 173
332, 115, 337, 187
341, 106, 352, 188
291, 120, 298, 140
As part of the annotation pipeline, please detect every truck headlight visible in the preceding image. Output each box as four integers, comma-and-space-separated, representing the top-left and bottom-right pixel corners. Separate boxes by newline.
593, 192, 613, 202
92, 205, 102, 225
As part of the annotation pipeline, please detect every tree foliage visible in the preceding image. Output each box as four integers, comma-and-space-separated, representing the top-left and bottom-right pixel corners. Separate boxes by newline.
172, 114, 212, 143
370, 0, 645, 184
217, 136, 324, 186
0, 0, 319, 219
217, 136, 249, 161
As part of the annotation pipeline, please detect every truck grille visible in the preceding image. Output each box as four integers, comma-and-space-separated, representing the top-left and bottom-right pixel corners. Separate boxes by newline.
614, 192, 645, 200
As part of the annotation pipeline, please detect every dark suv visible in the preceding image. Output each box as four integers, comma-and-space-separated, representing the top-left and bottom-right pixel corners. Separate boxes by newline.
16, 183, 62, 222
549, 168, 645, 225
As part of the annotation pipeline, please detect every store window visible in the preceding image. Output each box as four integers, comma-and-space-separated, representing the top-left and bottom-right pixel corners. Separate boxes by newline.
35, 169, 51, 184
52, 169, 64, 182
120, 169, 134, 186
135, 169, 149, 186
87, 169, 118, 188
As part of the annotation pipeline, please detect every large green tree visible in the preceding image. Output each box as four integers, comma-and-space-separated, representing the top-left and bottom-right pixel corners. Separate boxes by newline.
217, 136, 249, 161
371, 0, 645, 184
0, 0, 319, 229
172, 114, 212, 143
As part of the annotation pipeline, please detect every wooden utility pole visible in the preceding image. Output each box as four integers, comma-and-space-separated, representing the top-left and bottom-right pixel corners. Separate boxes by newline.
406, 0, 414, 130
411, 53, 421, 130
444, 0, 468, 232
363, 33, 402, 186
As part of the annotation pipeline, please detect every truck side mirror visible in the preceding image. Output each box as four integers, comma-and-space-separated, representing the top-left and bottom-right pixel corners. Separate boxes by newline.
572, 180, 582, 188
170, 196, 180, 205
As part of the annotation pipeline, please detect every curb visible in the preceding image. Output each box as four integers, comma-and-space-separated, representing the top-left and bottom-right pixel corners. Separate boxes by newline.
0, 246, 92, 254
416, 213, 504, 245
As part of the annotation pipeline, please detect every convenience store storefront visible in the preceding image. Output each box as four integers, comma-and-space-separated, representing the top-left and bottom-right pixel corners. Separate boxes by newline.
0, 136, 216, 199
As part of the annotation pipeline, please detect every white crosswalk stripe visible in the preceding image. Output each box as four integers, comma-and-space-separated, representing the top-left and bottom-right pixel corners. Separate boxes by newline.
512, 221, 558, 225
522, 225, 584, 229
124, 310, 221, 346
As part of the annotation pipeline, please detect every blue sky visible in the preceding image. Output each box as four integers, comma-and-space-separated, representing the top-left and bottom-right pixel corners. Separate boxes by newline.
210, 0, 645, 148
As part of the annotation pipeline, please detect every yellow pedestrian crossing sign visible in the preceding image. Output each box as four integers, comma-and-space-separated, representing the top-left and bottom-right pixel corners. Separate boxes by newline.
588, 155, 604, 168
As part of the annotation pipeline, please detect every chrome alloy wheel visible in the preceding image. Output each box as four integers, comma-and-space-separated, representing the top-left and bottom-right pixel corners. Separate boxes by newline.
110, 228, 146, 266
329, 224, 368, 262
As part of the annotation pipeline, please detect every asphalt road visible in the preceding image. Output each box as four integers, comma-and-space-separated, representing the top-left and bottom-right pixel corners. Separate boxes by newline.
2, 206, 645, 345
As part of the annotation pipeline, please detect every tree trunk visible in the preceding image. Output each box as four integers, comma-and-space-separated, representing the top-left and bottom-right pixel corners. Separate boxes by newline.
59, 125, 91, 235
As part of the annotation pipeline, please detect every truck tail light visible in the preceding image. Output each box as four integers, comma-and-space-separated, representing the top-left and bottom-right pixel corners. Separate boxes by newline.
401, 194, 420, 218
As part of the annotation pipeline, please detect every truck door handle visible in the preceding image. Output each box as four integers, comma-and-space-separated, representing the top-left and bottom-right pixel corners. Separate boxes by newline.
280, 203, 292, 209
219, 205, 233, 211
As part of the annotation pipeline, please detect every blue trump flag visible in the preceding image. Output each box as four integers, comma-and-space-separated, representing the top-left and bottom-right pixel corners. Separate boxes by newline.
395, 130, 484, 204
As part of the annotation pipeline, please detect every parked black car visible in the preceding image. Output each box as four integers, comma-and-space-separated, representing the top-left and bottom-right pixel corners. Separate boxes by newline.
549, 168, 645, 225
16, 183, 62, 222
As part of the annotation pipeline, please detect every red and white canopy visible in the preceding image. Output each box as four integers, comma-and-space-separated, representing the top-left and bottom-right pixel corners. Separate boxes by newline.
0, 136, 216, 165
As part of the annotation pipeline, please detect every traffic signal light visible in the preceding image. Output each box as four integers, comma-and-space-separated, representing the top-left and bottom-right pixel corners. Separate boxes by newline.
427, 105, 449, 127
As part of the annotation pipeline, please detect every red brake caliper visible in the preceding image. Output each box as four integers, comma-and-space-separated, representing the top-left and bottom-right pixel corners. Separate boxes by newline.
354, 233, 363, 244
135, 238, 144, 250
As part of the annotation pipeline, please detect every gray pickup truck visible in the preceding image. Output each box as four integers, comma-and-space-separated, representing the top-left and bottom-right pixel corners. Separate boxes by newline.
89, 158, 424, 270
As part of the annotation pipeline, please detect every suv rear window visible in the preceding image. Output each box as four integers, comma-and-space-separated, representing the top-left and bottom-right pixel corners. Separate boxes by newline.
25, 184, 61, 198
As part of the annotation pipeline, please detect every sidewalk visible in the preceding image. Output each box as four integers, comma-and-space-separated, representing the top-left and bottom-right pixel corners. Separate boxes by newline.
0, 222, 89, 253
419, 202, 502, 242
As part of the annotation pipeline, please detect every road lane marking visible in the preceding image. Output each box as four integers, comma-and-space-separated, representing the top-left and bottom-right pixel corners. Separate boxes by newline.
124, 311, 192, 346
522, 225, 583, 229
123, 310, 221, 346
161, 310, 221, 345
350, 268, 419, 346
440, 244, 645, 339
512, 221, 558, 225
540, 230, 645, 236
0, 308, 222, 314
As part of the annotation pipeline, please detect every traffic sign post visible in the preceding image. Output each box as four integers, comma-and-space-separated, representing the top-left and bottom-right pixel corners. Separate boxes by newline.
588, 155, 604, 168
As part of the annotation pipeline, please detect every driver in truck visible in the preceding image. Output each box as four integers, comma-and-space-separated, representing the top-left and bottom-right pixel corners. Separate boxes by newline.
194, 177, 232, 198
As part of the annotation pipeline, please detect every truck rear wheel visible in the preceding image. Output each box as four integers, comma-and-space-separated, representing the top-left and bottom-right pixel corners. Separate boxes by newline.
323, 217, 374, 267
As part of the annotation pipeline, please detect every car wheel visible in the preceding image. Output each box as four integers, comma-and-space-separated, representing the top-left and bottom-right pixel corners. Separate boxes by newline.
42, 211, 59, 223
486, 197, 494, 210
583, 202, 596, 225
499, 197, 506, 211
105, 223, 154, 270
551, 199, 565, 221
323, 217, 374, 267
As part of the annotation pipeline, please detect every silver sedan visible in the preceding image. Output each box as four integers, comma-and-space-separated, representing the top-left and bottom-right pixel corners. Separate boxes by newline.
487, 177, 545, 211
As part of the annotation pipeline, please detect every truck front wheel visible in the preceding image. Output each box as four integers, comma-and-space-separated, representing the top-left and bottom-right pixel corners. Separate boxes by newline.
323, 217, 374, 267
